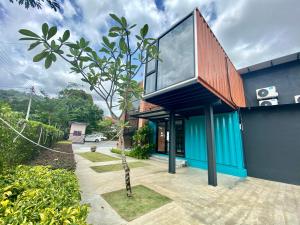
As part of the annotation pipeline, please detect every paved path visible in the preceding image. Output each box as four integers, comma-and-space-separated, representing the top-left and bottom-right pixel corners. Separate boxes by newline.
73, 143, 300, 225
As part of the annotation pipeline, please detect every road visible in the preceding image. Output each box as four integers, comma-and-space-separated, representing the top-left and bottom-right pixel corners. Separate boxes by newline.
72, 141, 117, 153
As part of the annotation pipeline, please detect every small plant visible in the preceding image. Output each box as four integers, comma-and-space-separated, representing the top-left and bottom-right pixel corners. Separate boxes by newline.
0, 165, 88, 224
90, 146, 97, 152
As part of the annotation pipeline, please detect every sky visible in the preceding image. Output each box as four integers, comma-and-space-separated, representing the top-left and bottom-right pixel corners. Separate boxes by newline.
0, 0, 300, 115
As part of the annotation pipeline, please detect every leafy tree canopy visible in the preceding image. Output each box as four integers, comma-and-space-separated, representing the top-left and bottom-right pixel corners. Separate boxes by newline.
9, 0, 60, 11
0, 88, 104, 135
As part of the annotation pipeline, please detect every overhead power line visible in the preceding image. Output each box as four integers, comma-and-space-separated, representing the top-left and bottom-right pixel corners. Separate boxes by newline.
0, 116, 73, 155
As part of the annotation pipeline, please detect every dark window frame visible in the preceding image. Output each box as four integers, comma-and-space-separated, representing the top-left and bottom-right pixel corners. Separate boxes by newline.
154, 119, 185, 157
144, 11, 195, 95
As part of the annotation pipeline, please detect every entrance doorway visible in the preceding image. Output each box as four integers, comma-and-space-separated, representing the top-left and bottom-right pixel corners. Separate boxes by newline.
156, 119, 185, 157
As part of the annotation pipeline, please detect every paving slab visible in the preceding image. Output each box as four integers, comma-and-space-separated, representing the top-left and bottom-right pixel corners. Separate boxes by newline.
73, 143, 300, 225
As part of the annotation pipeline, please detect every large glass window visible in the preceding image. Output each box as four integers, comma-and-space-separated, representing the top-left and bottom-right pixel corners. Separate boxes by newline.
157, 15, 194, 90
145, 73, 156, 94
146, 59, 156, 74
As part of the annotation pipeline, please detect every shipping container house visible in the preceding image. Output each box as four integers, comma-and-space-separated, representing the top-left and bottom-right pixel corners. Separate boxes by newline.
132, 8, 247, 186
131, 8, 300, 186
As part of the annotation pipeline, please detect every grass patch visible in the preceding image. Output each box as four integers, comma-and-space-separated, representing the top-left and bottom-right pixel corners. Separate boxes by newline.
111, 148, 131, 157
102, 185, 171, 221
78, 152, 119, 162
56, 140, 72, 144
91, 161, 147, 173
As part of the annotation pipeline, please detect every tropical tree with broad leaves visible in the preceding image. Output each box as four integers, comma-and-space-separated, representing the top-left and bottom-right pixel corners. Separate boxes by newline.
19, 14, 159, 197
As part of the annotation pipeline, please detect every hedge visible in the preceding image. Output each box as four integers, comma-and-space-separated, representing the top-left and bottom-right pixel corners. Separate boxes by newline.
0, 103, 63, 172
0, 165, 88, 224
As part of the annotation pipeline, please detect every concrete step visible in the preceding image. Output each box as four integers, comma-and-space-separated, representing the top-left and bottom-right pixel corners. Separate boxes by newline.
150, 154, 187, 168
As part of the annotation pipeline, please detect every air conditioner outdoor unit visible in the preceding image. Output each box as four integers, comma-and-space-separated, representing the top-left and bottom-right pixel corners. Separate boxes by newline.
256, 86, 278, 100
259, 99, 278, 106
294, 95, 300, 103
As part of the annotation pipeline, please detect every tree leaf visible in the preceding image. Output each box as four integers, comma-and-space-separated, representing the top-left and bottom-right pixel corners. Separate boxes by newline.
33, 51, 48, 62
19, 37, 40, 41
66, 43, 79, 49
102, 36, 110, 47
140, 24, 149, 38
79, 56, 90, 62
28, 41, 41, 51
109, 14, 123, 25
42, 23, 49, 37
50, 53, 56, 62
121, 17, 127, 27
62, 30, 70, 42
47, 26, 57, 40
45, 55, 52, 69
129, 24, 137, 29
108, 32, 118, 37
119, 37, 127, 53
19, 29, 40, 38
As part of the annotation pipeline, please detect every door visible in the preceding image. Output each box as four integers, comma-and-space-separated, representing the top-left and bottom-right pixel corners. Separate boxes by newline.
157, 121, 166, 153
156, 120, 185, 157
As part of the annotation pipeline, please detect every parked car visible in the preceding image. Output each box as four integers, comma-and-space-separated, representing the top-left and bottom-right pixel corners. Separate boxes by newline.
84, 134, 107, 142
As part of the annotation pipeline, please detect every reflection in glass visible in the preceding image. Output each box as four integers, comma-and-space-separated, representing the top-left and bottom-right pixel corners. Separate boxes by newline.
146, 58, 156, 73
145, 73, 156, 94
157, 15, 194, 90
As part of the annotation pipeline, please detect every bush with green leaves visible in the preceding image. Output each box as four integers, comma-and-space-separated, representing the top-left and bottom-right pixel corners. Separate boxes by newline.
0, 103, 63, 172
0, 165, 88, 224
110, 124, 154, 159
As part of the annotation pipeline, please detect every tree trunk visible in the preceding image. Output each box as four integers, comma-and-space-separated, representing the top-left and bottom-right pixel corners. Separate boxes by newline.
119, 125, 132, 197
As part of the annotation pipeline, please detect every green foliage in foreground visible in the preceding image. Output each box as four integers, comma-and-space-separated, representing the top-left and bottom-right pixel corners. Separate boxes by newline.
91, 161, 147, 173
0, 165, 89, 224
0, 103, 63, 172
78, 152, 119, 162
102, 185, 171, 221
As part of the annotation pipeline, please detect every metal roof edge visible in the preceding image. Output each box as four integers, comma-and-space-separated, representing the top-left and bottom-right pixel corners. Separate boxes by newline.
238, 52, 300, 75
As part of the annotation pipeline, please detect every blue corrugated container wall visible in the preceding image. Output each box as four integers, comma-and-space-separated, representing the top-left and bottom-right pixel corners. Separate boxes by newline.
185, 111, 247, 177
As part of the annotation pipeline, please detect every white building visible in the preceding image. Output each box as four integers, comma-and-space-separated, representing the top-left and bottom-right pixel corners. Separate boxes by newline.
68, 122, 87, 143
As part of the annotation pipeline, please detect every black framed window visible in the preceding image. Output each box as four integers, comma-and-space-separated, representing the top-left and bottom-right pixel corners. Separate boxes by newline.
157, 15, 194, 90
145, 72, 156, 94
144, 12, 195, 95
146, 58, 156, 74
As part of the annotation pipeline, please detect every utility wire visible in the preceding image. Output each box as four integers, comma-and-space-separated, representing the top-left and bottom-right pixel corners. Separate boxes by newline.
0, 116, 73, 155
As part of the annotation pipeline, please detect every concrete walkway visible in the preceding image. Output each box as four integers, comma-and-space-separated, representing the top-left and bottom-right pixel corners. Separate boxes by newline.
73, 143, 300, 225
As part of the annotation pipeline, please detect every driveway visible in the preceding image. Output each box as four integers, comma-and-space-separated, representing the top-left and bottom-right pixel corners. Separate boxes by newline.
73, 143, 300, 225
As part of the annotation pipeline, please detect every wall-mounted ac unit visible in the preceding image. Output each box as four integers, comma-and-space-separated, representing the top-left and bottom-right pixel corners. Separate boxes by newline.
294, 95, 300, 103
259, 99, 278, 106
256, 86, 278, 100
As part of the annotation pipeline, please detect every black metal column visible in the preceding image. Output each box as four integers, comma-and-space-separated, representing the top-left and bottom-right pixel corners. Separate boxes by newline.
204, 105, 217, 186
168, 111, 176, 174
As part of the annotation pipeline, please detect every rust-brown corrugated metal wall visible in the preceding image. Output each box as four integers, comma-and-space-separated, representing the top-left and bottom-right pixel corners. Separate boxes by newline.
195, 9, 246, 108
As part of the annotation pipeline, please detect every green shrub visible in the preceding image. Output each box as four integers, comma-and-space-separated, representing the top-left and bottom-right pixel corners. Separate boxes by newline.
131, 123, 154, 159
130, 144, 153, 159
0, 165, 88, 224
111, 148, 131, 157
0, 103, 63, 172
111, 124, 154, 160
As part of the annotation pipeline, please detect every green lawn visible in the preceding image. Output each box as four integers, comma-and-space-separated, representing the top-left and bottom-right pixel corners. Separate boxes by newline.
91, 161, 147, 173
78, 152, 119, 162
102, 185, 172, 221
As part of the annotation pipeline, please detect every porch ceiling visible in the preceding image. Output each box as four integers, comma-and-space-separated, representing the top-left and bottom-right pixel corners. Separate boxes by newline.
143, 83, 220, 110
130, 101, 235, 120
